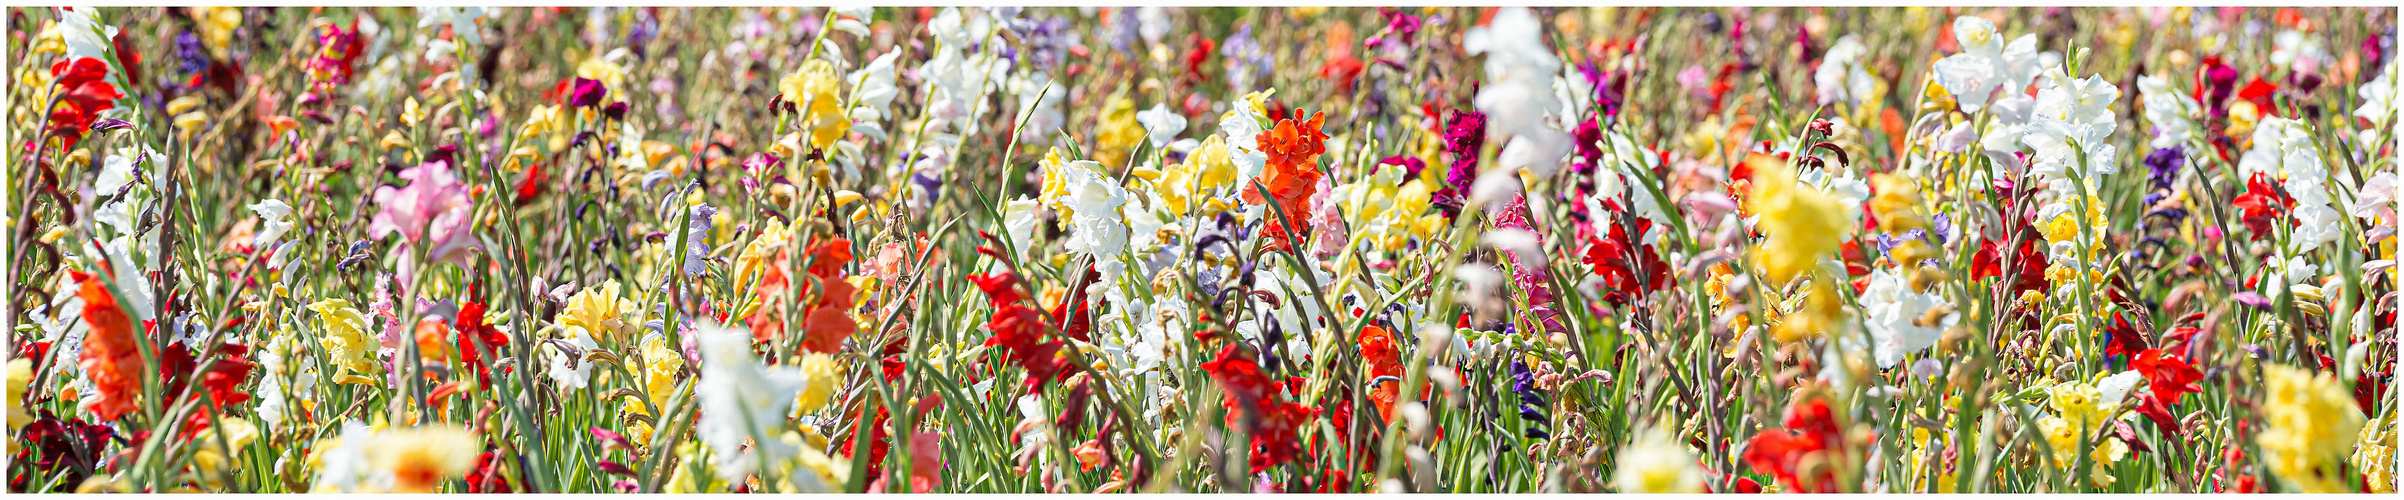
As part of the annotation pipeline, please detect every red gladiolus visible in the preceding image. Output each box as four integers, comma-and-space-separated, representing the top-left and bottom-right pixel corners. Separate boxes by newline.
513, 161, 548, 206
2231, 173, 2291, 239
2131, 348, 2204, 405
467, 449, 513, 493
10, 413, 115, 490
454, 300, 510, 386
798, 238, 860, 354
1970, 236, 2050, 297
844, 405, 895, 480
158, 340, 254, 410
2102, 313, 2150, 362
2355, 371, 2389, 415
1182, 33, 1215, 78
1580, 217, 1667, 305
45, 58, 124, 150
1049, 265, 1101, 343
2236, 77, 2279, 113
970, 272, 1072, 395
1741, 398, 1845, 493
1320, 56, 1364, 94
2132, 391, 2182, 434
1200, 344, 1319, 474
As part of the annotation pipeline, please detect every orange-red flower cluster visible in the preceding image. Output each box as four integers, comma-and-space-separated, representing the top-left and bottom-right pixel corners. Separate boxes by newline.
1357, 325, 1429, 424
797, 238, 860, 354
1244, 108, 1329, 251
71, 270, 141, 421
750, 237, 860, 354
1741, 398, 1846, 493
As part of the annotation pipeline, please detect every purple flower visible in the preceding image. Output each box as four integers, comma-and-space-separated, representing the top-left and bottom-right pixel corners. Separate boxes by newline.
1509, 359, 1549, 439
627, 10, 659, 59
174, 32, 208, 75
1219, 26, 1273, 89
2143, 147, 2183, 191
911, 171, 944, 204
569, 77, 607, 108
370, 161, 481, 266
1931, 213, 1955, 244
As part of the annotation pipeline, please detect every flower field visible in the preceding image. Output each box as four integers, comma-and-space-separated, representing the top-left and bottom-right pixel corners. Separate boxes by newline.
5, 5, 2401, 494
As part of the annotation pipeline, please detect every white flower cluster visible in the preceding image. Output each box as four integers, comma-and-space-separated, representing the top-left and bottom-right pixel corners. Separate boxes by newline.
2137, 75, 2202, 151
1816, 35, 1879, 106
694, 320, 809, 483
1931, 16, 2042, 114
1938, 16, 2118, 241
1465, 7, 1573, 178
921, 7, 1013, 145
1861, 269, 1957, 369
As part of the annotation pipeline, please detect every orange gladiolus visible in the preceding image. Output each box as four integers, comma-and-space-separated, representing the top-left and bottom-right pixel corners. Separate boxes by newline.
1357, 325, 1427, 423
1359, 325, 1403, 422
1246, 108, 1330, 250
747, 250, 792, 343
72, 270, 142, 421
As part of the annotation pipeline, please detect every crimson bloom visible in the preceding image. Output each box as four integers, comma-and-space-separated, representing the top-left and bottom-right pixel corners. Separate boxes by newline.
44, 58, 123, 149
2132, 348, 2204, 405
1200, 344, 1319, 474
453, 300, 510, 386
2231, 172, 2291, 239
569, 77, 608, 108
970, 271, 1072, 395
1581, 216, 1667, 305
158, 341, 254, 410
1742, 398, 1846, 493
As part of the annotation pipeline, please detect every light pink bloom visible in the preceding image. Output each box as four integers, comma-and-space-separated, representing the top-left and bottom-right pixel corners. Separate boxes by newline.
370, 161, 481, 265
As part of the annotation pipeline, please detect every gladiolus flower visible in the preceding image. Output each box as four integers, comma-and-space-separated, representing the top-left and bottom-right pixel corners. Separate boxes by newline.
369, 160, 481, 266
44, 57, 123, 149
1742, 398, 1845, 493
1244, 108, 1330, 250
71, 270, 140, 421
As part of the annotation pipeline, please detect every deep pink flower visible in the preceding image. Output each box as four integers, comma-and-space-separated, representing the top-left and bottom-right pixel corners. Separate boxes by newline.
569, 77, 607, 108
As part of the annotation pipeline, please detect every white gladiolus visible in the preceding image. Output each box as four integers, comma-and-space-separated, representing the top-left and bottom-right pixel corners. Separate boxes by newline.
1816, 35, 1879, 106
1862, 269, 1956, 369
2137, 75, 2202, 150
694, 320, 809, 483
1931, 16, 2044, 114
1465, 7, 1573, 178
